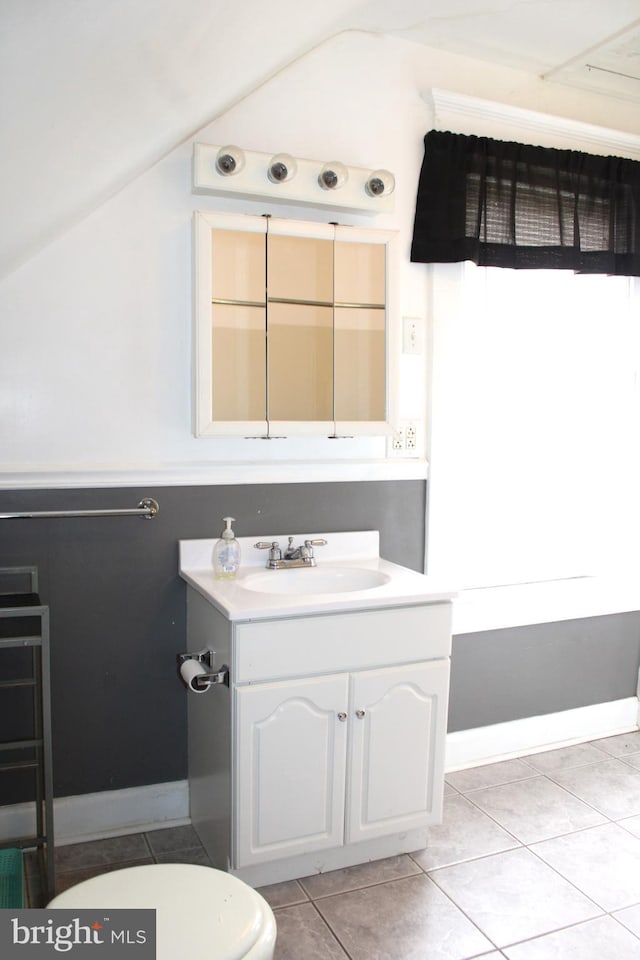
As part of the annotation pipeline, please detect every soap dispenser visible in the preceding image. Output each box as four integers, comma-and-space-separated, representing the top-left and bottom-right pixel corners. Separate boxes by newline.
212, 517, 241, 579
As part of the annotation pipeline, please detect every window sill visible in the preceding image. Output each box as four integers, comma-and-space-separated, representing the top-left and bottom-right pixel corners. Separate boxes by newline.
452, 575, 640, 635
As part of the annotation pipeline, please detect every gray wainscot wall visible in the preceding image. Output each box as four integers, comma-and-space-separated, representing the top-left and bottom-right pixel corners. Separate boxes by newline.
2, 477, 639, 804
449, 614, 640, 732
0, 480, 425, 800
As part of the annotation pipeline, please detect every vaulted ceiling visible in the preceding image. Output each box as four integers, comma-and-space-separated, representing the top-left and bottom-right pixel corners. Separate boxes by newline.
3, 0, 640, 280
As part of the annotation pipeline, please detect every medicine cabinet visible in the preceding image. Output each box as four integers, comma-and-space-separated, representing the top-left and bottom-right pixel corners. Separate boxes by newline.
193, 212, 398, 437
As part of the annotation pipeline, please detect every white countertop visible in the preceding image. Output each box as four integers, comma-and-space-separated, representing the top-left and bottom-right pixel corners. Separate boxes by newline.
179, 531, 457, 621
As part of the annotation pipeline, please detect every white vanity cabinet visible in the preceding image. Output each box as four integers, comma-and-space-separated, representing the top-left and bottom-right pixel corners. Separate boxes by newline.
235, 659, 449, 869
181, 531, 455, 887
231, 603, 451, 877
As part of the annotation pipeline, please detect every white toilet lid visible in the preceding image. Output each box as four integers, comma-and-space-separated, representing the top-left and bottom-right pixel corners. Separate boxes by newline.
48, 864, 273, 960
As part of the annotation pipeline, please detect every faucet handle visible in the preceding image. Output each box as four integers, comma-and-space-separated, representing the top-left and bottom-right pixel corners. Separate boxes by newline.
254, 540, 282, 560
301, 538, 327, 560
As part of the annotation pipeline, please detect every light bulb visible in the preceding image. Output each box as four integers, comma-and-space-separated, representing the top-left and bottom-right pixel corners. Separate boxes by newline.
267, 153, 297, 183
365, 169, 395, 197
215, 145, 245, 176
318, 161, 348, 190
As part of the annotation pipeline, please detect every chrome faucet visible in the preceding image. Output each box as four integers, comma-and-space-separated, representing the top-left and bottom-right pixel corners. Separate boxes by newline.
254, 536, 327, 569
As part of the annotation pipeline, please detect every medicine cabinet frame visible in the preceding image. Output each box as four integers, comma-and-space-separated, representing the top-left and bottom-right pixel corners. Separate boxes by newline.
193, 211, 399, 439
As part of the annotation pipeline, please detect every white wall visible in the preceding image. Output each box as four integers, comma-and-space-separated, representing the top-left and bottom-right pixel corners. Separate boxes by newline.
3, 31, 640, 488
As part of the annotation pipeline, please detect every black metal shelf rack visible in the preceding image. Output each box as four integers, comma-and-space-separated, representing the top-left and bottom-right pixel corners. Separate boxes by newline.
0, 566, 54, 903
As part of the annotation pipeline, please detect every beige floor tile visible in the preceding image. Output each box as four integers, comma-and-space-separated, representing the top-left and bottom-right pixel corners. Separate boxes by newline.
429, 847, 601, 947
446, 759, 536, 793
549, 758, 640, 820
531, 822, 640, 912
315, 873, 493, 960
273, 902, 348, 960
258, 879, 308, 909
524, 742, 609, 774
502, 915, 640, 959
144, 825, 202, 854
618, 813, 640, 839
622, 753, 640, 772
591, 732, 640, 757
466, 775, 605, 844
413, 795, 520, 870
298, 855, 421, 899
55, 834, 150, 872
48, 740, 640, 959
613, 903, 640, 938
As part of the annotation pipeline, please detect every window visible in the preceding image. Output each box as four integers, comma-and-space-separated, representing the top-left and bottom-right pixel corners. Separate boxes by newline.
427, 262, 640, 589
411, 130, 640, 276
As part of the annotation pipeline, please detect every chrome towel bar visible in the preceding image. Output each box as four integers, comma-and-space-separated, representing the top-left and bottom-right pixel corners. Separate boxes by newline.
0, 497, 159, 520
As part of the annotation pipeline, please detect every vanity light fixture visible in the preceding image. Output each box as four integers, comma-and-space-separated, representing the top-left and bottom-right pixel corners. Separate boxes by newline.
267, 153, 297, 183
215, 145, 246, 176
193, 143, 396, 214
318, 161, 349, 190
365, 169, 395, 198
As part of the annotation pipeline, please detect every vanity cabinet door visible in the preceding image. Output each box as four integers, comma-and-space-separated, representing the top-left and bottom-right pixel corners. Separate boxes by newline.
234, 674, 349, 867
346, 660, 449, 844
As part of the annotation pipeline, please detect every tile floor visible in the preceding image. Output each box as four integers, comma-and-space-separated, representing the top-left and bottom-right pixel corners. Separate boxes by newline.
41, 731, 640, 959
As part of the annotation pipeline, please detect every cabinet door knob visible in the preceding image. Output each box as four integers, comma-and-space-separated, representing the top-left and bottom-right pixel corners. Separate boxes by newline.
337, 712, 348, 722
355, 709, 365, 719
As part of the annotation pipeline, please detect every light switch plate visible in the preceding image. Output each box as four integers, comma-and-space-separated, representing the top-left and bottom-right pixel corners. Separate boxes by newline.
402, 316, 423, 355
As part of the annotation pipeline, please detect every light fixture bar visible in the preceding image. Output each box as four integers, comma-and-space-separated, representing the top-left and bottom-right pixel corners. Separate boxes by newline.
193, 143, 395, 214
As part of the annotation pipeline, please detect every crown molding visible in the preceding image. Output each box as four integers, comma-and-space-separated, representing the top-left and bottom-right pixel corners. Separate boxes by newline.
422, 89, 640, 160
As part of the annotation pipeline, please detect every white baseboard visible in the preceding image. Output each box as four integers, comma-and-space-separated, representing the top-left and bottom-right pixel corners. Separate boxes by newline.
0, 779, 189, 847
446, 697, 640, 772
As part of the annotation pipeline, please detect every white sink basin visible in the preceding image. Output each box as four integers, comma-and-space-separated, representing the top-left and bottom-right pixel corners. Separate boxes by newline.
241, 566, 391, 595
180, 531, 458, 619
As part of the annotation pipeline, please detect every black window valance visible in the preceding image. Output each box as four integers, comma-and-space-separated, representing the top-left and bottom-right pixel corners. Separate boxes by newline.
411, 129, 640, 276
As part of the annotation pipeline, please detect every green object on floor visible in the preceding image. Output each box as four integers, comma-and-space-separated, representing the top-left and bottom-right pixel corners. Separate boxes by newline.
0, 848, 24, 908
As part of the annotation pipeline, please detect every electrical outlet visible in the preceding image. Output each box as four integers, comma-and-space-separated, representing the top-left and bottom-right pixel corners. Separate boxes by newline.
388, 421, 420, 456
391, 427, 405, 451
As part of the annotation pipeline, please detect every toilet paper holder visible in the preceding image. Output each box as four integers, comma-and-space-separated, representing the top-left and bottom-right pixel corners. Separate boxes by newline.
177, 649, 229, 690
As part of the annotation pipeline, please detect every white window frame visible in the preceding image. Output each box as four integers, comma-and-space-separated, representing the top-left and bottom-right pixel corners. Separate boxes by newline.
423, 91, 640, 633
